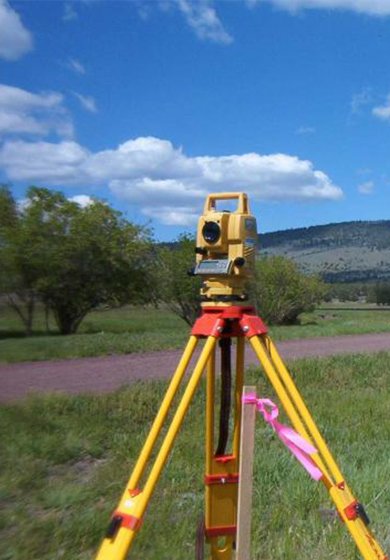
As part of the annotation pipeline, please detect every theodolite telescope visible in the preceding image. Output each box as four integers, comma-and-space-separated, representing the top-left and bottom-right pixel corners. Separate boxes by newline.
194, 192, 257, 305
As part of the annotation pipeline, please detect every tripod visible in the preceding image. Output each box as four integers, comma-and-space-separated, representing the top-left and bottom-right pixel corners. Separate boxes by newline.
95, 304, 387, 560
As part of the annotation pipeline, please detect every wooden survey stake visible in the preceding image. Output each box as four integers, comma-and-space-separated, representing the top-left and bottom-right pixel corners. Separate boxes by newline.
236, 386, 257, 560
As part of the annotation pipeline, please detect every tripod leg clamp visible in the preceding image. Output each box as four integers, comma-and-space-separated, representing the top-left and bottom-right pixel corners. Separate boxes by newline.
344, 501, 370, 525
105, 512, 142, 539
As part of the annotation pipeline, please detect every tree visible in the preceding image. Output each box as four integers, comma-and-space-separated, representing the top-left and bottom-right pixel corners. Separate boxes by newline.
0, 186, 154, 335
373, 283, 390, 306
0, 185, 39, 335
254, 256, 326, 325
157, 235, 201, 325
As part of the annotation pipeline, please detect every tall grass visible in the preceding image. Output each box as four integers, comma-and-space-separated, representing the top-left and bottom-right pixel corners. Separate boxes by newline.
1, 351, 389, 559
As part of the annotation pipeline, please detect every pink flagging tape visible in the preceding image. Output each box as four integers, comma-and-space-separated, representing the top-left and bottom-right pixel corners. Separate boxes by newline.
243, 394, 323, 481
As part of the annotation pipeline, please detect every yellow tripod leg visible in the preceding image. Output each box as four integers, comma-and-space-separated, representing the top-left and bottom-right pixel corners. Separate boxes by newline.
249, 334, 387, 560
95, 335, 217, 560
265, 336, 387, 560
205, 337, 246, 560
127, 335, 198, 490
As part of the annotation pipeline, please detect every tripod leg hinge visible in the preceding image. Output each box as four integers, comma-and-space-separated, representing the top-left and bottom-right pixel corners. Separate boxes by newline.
240, 315, 268, 337
191, 313, 225, 337
204, 473, 239, 485
344, 501, 370, 525
205, 525, 237, 538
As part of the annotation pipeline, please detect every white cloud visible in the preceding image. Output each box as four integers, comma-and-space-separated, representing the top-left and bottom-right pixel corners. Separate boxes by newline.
0, 140, 89, 182
0, 84, 73, 138
296, 126, 316, 135
176, 0, 233, 44
250, 0, 390, 16
0, 136, 343, 224
67, 58, 86, 75
142, 205, 200, 225
68, 194, 95, 207
0, 0, 33, 60
73, 92, 97, 113
63, 3, 78, 22
372, 95, 390, 121
358, 180, 375, 195
351, 88, 372, 114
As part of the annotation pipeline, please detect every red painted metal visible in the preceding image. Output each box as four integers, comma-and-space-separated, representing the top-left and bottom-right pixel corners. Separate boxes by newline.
205, 525, 237, 538
191, 306, 268, 337
113, 511, 142, 531
204, 473, 239, 485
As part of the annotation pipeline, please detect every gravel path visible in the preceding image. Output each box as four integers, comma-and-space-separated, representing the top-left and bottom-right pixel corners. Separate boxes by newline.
1, 332, 390, 403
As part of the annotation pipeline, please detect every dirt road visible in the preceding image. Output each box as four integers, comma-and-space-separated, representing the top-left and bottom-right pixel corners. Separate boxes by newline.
1, 332, 390, 403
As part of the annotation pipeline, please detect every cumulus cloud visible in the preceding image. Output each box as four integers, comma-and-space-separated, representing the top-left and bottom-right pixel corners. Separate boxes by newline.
0, 84, 73, 138
372, 95, 390, 121
176, 0, 233, 44
72, 92, 97, 113
0, 0, 33, 60
0, 136, 343, 224
250, 0, 390, 16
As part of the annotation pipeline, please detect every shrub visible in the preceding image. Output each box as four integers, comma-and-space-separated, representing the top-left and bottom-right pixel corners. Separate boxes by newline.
254, 256, 326, 324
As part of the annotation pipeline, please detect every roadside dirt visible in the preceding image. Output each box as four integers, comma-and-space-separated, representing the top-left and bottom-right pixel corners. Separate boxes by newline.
1, 332, 390, 403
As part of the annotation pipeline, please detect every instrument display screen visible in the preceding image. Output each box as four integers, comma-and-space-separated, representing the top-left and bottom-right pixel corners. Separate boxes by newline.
194, 259, 232, 275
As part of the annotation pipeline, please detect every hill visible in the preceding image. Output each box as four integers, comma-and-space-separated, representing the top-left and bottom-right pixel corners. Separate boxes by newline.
259, 220, 390, 282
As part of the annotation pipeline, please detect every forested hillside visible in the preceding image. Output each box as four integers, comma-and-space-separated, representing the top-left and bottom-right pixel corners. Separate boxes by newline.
259, 221, 390, 282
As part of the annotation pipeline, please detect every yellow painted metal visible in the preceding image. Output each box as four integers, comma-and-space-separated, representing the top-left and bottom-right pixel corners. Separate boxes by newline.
128, 335, 198, 490
265, 335, 344, 484
204, 337, 245, 560
209, 536, 235, 560
95, 335, 217, 560
232, 337, 245, 458
249, 334, 387, 560
264, 335, 387, 560
249, 335, 374, 559
249, 334, 334, 487
206, 345, 216, 475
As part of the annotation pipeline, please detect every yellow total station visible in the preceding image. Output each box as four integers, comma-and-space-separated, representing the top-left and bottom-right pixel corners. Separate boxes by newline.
194, 192, 257, 306
94, 192, 387, 560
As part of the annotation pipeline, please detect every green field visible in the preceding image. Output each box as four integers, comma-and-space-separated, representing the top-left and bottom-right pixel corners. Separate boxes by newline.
1, 352, 389, 559
1, 303, 390, 363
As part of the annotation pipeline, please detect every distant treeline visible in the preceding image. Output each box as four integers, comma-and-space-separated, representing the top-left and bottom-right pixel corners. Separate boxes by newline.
325, 281, 390, 304
259, 220, 390, 251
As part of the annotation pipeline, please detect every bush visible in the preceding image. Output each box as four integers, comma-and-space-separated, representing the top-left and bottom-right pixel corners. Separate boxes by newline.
254, 256, 326, 324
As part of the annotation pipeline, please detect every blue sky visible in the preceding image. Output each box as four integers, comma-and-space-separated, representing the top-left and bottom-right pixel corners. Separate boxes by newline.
1, 0, 390, 240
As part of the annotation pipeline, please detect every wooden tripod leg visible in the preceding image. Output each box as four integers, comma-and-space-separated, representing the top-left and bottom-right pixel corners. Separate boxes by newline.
95, 335, 217, 560
248, 334, 387, 560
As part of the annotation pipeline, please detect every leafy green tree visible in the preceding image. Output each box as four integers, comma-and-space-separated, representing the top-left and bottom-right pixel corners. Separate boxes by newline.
157, 235, 201, 325
0, 185, 39, 335
254, 256, 326, 324
0, 186, 154, 335
373, 283, 390, 306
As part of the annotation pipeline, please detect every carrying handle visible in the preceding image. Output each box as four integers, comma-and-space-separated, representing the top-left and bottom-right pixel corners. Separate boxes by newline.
204, 192, 249, 214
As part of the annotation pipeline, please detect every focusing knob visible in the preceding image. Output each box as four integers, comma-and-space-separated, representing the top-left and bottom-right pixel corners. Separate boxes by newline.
234, 257, 246, 268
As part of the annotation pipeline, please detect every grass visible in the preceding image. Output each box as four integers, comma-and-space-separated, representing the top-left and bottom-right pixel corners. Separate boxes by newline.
1, 352, 389, 559
2, 303, 390, 363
